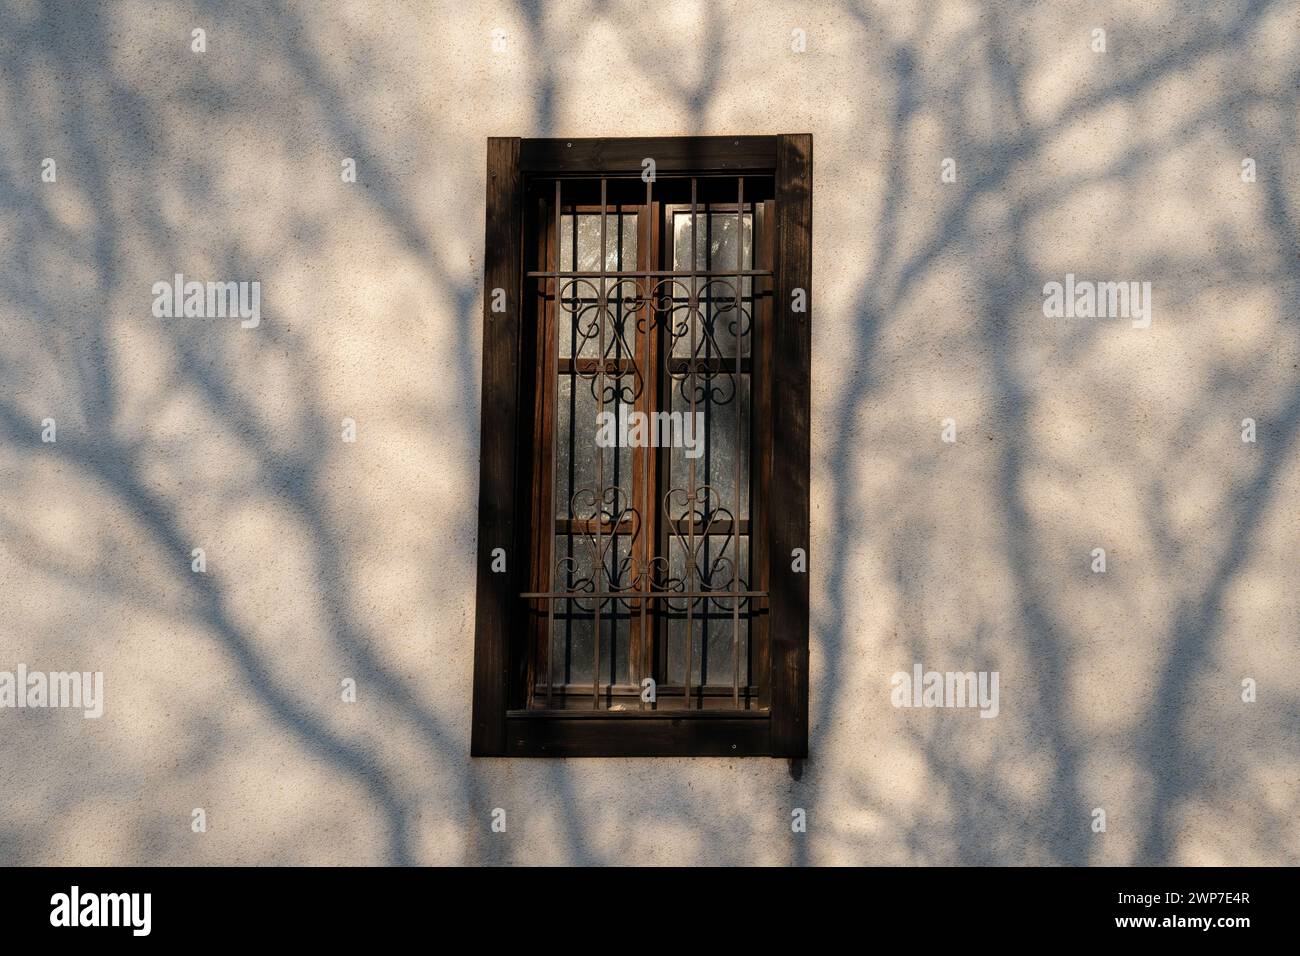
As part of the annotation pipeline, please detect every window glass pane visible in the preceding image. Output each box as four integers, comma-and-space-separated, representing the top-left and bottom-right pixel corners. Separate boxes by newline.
668, 374, 750, 519
549, 534, 632, 690
665, 537, 750, 688
671, 211, 752, 357
554, 375, 633, 520
560, 212, 637, 272
558, 213, 638, 359
672, 210, 751, 273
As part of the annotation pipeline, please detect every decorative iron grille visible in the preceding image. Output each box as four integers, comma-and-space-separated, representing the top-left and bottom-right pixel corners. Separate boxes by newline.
521, 173, 776, 711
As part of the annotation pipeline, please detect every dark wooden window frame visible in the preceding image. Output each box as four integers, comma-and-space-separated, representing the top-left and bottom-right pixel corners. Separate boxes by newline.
472, 135, 811, 757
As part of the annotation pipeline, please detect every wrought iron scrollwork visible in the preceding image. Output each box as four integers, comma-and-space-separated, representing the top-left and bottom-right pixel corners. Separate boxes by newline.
558, 276, 752, 407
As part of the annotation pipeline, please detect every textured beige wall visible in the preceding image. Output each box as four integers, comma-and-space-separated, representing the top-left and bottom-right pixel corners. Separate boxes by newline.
1, 0, 1297, 865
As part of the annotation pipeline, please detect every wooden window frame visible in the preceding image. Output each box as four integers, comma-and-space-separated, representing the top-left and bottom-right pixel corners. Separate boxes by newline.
472, 135, 811, 757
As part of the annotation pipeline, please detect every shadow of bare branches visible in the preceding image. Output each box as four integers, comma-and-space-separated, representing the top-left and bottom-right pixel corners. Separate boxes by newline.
0, 0, 1296, 866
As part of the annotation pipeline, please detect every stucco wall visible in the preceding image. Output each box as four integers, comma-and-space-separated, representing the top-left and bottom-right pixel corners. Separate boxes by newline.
1, 0, 1297, 865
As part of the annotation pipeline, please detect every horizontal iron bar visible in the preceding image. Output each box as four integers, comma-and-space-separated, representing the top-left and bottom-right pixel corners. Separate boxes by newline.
520, 590, 767, 599
557, 358, 753, 372
553, 519, 752, 533
526, 269, 773, 278
553, 518, 751, 532
528, 173, 774, 183
533, 684, 758, 694
510, 708, 768, 719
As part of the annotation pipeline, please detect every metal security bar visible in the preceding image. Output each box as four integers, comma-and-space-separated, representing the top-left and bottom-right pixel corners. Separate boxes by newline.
523, 173, 773, 712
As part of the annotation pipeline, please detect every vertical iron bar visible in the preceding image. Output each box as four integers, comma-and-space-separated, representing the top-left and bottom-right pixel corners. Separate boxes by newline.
594, 178, 607, 709
686, 177, 697, 710
640, 177, 652, 709
547, 179, 561, 709
732, 178, 743, 709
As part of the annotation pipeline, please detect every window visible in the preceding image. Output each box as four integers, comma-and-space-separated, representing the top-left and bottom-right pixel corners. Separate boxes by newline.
473, 136, 810, 757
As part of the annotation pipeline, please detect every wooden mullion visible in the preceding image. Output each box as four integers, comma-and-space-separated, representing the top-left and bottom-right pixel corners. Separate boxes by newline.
629, 197, 655, 693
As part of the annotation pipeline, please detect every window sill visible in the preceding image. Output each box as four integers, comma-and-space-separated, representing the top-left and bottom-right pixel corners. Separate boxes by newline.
487, 710, 780, 758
